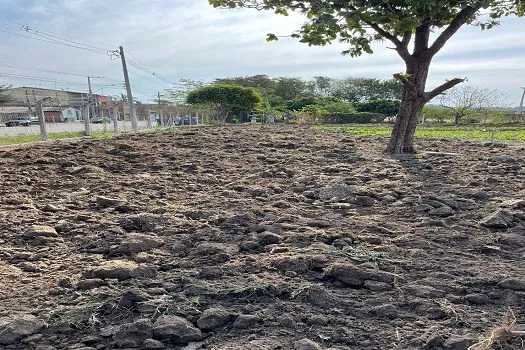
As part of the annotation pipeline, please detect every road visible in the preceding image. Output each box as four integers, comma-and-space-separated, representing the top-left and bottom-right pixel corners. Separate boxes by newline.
0, 120, 151, 137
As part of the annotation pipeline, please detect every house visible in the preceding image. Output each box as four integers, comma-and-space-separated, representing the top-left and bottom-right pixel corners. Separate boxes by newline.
61, 107, 83, 121
3, 86, 110, 122
0, 106, 32, 123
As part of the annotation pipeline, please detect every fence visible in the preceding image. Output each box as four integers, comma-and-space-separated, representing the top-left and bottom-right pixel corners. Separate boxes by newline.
0, 95, 206, 146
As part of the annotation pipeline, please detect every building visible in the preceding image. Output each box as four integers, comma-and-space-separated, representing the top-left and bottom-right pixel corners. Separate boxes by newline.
3, 86, 111, 122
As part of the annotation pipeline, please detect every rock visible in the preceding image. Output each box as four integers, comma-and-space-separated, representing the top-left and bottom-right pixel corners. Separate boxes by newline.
332, 239, 350, 249
258, 232, 281, 246
325, 263, 395, 288
0, 315, 46, 345
317, 184, 357, 201
480, 210, 514, 229
99, 325, 116, 337
198, 266, 224, 279
96, 195, 123, 207
424, 332, 444, 348
369, 304, 398, 319
465, 293, 492, 305
307, 220, 331, 228
42, 204, 63, 212
55, 220, 71, 233
113, 319, 153, 348
143, 338, 165, 349
294, 338, 322, 350
196, 308, 234, 331
294, 285, 339, 309
404, 284, 446, 298
76, 279, 107, 290
239, 241, 260, 252
115, 233, 164, 255
118, 290, 150, 308
444, 335, 475, 350
355, 196, 375, 207
498, 278, 525, 291
152, 315, 202, 344
23, 225, 58, 238
491, 155, 517, 163
233, 315, 261, 329
85, 260, 156, 280
501, 199, 525, 210
428, 206, 455, 217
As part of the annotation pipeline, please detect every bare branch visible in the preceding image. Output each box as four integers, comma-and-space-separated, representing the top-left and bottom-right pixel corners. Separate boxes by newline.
425, 5, 481, 58
364, 21, 401, 46
424, 78, 466, 102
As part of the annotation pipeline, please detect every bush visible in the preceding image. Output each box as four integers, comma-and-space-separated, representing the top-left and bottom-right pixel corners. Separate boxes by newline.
355, 99, 400, 116
323, 112, 385, 124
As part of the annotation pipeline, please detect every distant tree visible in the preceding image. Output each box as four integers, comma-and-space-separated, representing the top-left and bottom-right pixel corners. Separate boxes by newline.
0, 85, 14, 106
215, 75, 283, 109
165, 79, 205, 105
440, 86, 504, 124
186, 84, 262, 123
274, 77, 310, 101
209, 0, 524, 153
355, 99, 400, 116
309, 76, 333, 97
331, 78, 403, 103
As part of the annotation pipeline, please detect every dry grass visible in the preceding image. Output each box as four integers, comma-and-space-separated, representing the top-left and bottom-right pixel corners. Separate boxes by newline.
469, 309, 525, 350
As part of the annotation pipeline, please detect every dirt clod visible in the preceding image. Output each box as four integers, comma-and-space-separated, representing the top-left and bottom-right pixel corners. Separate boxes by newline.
2, 126, 525, 349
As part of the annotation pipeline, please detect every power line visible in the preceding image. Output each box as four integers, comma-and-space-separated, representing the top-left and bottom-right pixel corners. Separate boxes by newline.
0, 60, 90, 77
0, 27, 110, 54
124, 49, 175, 85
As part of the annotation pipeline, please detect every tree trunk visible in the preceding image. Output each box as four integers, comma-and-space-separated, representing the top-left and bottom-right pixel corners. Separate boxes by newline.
387, 60, 430, 154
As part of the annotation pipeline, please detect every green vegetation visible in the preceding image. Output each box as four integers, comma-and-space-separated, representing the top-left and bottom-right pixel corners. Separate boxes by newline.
316, 125, 525, 142
209, 0, 524, 153
0, 130, 113, 146
186, 84, 262, 123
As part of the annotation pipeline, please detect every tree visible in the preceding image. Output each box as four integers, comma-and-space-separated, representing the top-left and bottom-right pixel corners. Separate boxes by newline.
209, 0, 524, 153
186, 84, 262, 123
331, 78, 403, 103
165, 79, 205, 105
215, 75, 283, 109
309, 76, 333, 97
274, 77, 310, 101
440, 85, 504, 124
0, 85, 14, 106
355, 99, 400, 116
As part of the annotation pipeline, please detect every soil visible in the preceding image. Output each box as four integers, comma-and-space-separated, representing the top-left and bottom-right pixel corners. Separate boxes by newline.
1, 125, 525, 350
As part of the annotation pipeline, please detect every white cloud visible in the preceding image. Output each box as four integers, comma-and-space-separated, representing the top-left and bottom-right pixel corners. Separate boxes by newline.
0, 0, 523, 104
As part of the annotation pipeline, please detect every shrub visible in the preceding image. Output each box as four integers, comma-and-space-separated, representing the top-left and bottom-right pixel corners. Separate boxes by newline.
323, 112, 385, 124
355, 99, 400, 116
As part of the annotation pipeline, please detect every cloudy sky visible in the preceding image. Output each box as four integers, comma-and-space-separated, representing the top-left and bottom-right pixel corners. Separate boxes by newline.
0, 0, 523, 104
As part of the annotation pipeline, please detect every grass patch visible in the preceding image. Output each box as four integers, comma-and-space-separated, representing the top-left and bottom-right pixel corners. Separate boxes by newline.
316, 124, 525, 141
0, 130, 113, 145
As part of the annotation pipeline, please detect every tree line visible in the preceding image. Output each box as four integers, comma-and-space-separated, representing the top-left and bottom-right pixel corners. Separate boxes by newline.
183, 75, 404, 123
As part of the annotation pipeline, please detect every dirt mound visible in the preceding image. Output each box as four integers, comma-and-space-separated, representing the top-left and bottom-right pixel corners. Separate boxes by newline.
1, 125, 525, 349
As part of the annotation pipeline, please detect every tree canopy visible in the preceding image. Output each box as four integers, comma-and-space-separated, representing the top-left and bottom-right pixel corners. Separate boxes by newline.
0, 85, 13, 106
186, 84, 262, 121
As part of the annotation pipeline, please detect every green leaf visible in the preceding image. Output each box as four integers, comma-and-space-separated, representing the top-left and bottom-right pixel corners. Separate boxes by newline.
266, 33, 279, 42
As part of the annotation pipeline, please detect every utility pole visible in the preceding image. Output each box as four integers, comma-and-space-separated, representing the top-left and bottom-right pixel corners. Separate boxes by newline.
87, 76, 93, 121
119, 46, 137, 130
87, 76, 104, 121
158, 91, 165, 127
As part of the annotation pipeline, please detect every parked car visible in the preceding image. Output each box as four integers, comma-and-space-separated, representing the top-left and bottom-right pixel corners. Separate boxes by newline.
91, 117, 110, 124
181, 116, 198, 125
5, 118, 32, 127
30, 116, 39, 124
